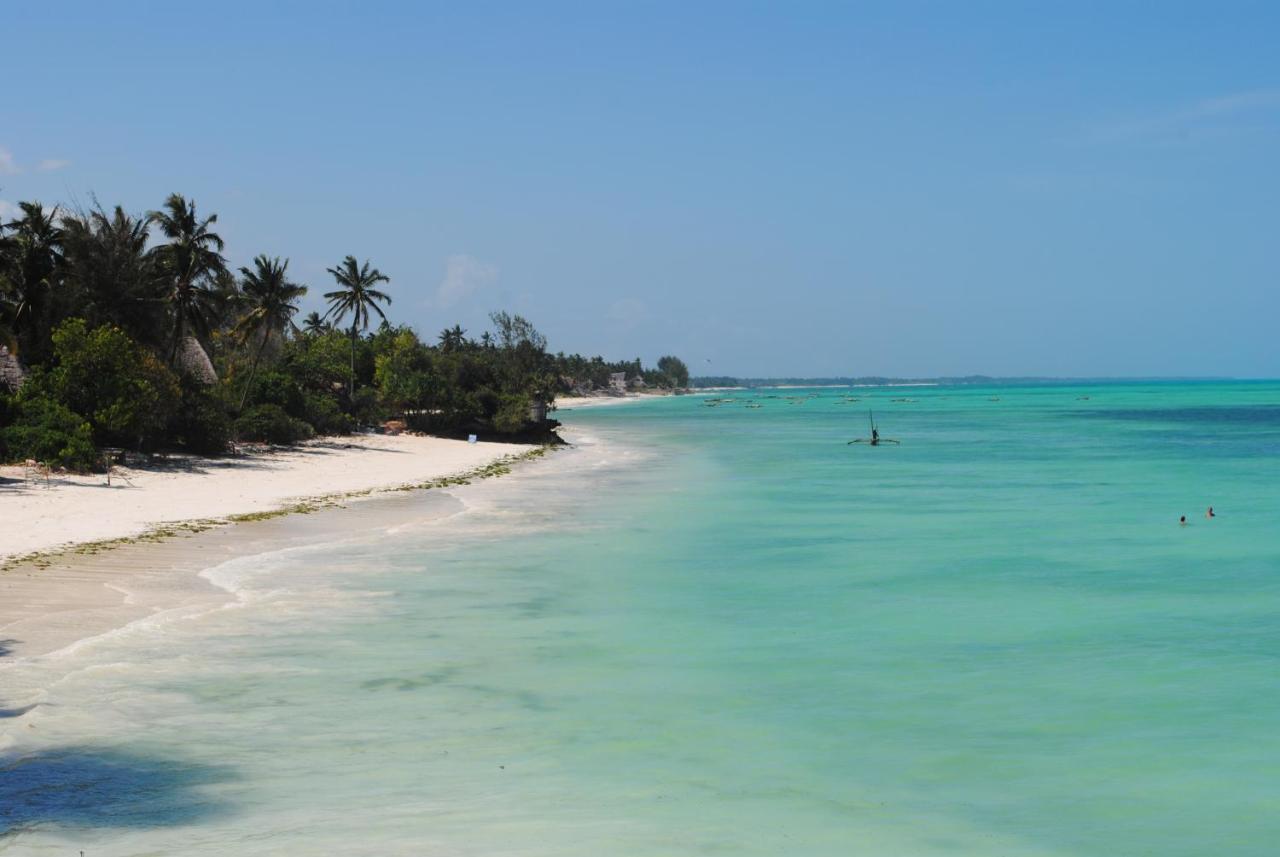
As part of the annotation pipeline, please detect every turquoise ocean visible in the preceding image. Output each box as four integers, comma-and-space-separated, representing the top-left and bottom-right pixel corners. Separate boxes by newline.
3, 381, 1280, 855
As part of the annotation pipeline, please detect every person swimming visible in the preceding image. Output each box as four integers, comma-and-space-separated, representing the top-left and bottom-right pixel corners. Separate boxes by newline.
1180, 515, 1187, 526
1206, 506, 1215, 519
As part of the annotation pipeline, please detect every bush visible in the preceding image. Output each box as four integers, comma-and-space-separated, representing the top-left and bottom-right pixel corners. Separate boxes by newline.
245, 369, 305, 415
301, 392, 353, 435
493, 393, 531, 434
473, 388, 500, 421
282, 331, 350, 394
3, 397, 98, 471
36, 318, 180, 448
656, 355, 690, 388
350, 387, 382, 427
375, 329, 434, 413
168, 381, 233, 454
234, 403, 314, 445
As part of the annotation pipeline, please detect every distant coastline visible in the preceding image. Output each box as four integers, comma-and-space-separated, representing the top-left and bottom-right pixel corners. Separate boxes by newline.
691, 374, 1243, 389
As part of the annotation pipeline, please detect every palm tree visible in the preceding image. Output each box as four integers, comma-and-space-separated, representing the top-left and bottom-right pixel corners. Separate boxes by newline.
438, 324, 467, 352
301, 310, 328, 336
0, 201, 64, 363
149, 193, 226, 362
322, 256, 391, 398
234, 255, 307, 410
61, 204, 164, 346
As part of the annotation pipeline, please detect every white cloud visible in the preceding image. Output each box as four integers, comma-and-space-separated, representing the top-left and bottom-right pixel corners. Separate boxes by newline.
1187, 90, 1280, 119
36, 158, 70, 172
434, 254, 498, 307
0, 199, 19, 221
1082, 89, 1280, 146
0, 147, 18, 175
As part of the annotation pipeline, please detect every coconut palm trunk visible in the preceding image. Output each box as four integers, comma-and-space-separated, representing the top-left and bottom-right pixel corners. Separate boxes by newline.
168, 309, 187, 364
349, 323, 359, 399
237, 327, 272, 412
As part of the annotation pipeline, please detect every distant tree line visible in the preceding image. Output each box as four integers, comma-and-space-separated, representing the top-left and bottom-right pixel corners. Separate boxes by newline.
0, 193, 686, 470
553, 353, 688, 391
691, 375, 742, 388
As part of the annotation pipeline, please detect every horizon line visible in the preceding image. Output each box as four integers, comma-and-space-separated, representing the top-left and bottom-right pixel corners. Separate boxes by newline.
688, 375, 1272, 383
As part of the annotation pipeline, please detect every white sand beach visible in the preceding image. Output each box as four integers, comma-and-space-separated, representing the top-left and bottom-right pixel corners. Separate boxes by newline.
0, 433, 545, 663
553, 392, 670, 409
0, 433, 529, 564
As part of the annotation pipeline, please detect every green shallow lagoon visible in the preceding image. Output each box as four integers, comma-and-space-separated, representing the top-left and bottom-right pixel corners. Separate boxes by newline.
4, 382, 1280, 855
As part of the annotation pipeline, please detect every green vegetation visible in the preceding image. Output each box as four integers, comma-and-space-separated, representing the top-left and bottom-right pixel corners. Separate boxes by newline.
234, 255, 307, 410
0, 193, 687, 469
656, 355, 690, 388
1, 396, 97, 470
234, 403, 315, 445
552, 352, 688, 392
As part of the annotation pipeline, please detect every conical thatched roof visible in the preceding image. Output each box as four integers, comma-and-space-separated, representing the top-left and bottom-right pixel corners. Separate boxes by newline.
176, 336, 218, 385
0, 346, 26, 393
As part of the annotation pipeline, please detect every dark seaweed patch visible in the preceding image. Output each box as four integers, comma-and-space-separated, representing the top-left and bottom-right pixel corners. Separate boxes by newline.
0, 746, 238, 835
1070, 405, 1280, 427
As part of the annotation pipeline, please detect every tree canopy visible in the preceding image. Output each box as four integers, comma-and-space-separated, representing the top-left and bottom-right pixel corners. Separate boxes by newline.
0, 190, 688, 470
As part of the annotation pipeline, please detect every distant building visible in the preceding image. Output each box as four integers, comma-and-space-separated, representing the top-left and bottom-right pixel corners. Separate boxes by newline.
609, 371, 627, 393
563, 376, 596, 396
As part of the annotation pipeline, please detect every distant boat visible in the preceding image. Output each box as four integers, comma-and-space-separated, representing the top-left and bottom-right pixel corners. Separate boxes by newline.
848, 410, 900, 446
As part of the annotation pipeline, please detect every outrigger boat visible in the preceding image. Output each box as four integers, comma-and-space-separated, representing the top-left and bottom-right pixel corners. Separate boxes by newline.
848, 410, 899, 446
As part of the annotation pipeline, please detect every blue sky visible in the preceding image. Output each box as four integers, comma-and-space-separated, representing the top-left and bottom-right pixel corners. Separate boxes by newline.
4, 2, 1280, 377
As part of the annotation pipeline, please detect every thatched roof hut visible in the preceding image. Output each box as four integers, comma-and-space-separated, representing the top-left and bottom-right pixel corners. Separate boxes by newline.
176, 336, 218, 385
0, 346, 26, 393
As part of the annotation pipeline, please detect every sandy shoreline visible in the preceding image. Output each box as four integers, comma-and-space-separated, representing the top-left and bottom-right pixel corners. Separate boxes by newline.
552, 391, 670, 409
0, 432, 531, 565
0, 393, 663, 563
0, 487, 485, 666
0, 433, 539, 664
0, 400, 658, 667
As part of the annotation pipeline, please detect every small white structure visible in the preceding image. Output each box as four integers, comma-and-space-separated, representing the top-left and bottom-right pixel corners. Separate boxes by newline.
609, 372, 627, 393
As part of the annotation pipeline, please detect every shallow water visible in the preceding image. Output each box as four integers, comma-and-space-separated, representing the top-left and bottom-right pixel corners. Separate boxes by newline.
3, 382, 1280, 855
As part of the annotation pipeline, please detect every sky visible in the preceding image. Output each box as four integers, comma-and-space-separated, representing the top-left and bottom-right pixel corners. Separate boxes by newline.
4, 1, 1280, 378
